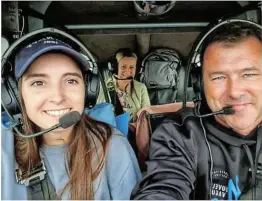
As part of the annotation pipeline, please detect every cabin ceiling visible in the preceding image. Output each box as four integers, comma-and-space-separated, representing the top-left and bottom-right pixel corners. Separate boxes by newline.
2, 1, 260, 62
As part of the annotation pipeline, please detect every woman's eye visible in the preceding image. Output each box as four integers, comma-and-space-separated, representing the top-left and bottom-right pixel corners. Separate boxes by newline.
67, 79, 78, 84
31, 81, 44, 86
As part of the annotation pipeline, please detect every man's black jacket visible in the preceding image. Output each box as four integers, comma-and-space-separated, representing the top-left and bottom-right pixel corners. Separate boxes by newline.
131, 107, 262, 200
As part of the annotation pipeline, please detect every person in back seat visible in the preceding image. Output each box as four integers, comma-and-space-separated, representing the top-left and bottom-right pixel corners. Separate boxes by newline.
97, 48, 150, 124
1, 37, 141, 200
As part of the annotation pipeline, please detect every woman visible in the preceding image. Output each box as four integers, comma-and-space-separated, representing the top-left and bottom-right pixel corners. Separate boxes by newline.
1, 37, 141, 200
97, 48, 151, 123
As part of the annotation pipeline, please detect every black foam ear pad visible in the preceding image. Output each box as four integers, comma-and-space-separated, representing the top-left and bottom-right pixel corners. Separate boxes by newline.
108, 55, 118, 74
8, 76, 21, 106
85, 71, 100, 108
191, 66, 202, 94
113, 57, 118, 74
1, 76, 22, 121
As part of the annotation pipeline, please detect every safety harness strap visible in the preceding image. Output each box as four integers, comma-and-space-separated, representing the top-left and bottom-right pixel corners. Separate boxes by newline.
16, 158, 57, 200
27, 173, 57, 200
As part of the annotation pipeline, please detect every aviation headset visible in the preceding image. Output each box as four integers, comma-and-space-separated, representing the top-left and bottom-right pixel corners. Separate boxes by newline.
108, 48, 138, 75
183, 19, 262, 108
1, 27, 100, 126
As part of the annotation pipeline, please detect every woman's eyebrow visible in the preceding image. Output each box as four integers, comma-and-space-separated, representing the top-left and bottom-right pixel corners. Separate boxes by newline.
62, 72, 83, 79
23, 73, 48, 81
23, 72, 83, 81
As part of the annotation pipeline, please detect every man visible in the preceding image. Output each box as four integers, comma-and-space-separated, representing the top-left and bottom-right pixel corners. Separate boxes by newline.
131, 21, 262, 200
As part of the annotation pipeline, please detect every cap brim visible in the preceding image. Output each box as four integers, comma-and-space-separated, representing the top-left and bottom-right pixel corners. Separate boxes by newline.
16, 45, 90, 79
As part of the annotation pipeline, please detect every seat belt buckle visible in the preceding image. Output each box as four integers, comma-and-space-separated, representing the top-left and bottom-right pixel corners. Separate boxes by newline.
15, 160, 47, 186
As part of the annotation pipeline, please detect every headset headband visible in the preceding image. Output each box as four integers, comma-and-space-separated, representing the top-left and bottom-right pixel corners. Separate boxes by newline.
2, 27, 97, 75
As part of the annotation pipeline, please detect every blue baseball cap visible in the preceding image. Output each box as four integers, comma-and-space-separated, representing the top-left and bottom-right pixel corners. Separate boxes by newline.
14, 36, 90, 80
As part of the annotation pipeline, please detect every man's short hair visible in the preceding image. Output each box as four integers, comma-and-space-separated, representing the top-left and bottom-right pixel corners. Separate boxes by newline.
201, 21, 262, 60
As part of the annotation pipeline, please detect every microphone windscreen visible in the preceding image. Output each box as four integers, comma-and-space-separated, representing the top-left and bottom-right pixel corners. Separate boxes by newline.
59, 111, 81, 128
222, 106, 235, 115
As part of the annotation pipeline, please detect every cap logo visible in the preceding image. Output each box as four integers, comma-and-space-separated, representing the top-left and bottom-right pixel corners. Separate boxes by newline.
25, 37, 71, 49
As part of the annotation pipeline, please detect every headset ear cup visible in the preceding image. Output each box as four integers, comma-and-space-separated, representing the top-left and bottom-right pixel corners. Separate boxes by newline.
191, 66, 202, 100
112, 57, 118, 74
135, 59, 141, 77
85, 72, 99, 108
108, 60, 114, 72
9, 76, 21, 105
8, 76, 22, 108
1, 76, 22, 121
107, 56, 118, 74
191, 67, 202, 93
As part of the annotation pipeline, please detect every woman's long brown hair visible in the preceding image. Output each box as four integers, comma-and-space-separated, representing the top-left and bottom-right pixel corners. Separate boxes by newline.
15, 79, 112, 200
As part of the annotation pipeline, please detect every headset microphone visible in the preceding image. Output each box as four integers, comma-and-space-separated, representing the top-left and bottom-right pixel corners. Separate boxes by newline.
221, 106, 235, 115
195, 106, 235, 118
59, 111, 82, 128
114, 75, 133, 80
13, 111, 81, 138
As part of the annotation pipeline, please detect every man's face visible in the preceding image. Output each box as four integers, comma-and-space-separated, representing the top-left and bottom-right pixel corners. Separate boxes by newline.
203, 37, 262, 135
117, 57, 137, 79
